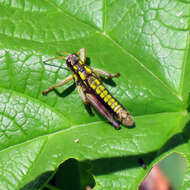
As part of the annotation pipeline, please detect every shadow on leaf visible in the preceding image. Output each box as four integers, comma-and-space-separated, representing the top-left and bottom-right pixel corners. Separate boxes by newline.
20, 171, 53, 190
21, 121, 190, 189
54, 83, 76, 98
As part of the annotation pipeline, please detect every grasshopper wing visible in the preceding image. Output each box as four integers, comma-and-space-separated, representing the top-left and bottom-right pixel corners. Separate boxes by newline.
86, 93, 120, 130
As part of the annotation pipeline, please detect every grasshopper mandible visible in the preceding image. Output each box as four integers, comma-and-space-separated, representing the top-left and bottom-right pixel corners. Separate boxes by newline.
42, 48, 134, 129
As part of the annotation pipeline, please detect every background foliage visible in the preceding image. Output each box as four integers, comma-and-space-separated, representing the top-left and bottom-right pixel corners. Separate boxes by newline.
0, 0, 190, 189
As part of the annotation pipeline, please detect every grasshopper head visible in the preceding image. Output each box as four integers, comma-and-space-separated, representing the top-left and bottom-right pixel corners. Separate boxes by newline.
66, 54, 79, 66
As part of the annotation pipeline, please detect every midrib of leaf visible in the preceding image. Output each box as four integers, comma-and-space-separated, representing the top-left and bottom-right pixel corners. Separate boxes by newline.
102, 0, 106, 32
179, 24, 190, 99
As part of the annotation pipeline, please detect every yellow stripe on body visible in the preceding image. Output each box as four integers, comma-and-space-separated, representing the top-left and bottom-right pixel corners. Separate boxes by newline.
103, 93, 122, 113
108, 98, 115, 106
89, 78, 96, 89
84, 65, 92, 74
96, 87, 101, 94
111, 102, 118, 109
100, 90, 108, 98
104, 94, 111, 103
103, 93, 121, 114
95, 79, 100, 85
90, 83, 96, 89
79, 71, 86, 80
73, 66, 78, 71
114, 104, 121, 112
79, 60, 83, 65
96, 85, 105, 94
88, 76, 101, 90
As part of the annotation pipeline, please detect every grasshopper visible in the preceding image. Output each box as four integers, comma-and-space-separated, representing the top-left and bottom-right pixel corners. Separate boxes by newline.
42, 48, 133, 129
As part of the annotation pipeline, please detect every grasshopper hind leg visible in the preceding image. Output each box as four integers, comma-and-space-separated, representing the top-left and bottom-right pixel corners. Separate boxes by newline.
93, 68, 120, 79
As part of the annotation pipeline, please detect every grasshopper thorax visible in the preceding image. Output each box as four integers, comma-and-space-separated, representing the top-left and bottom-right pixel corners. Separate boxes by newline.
66, 54, 79, 67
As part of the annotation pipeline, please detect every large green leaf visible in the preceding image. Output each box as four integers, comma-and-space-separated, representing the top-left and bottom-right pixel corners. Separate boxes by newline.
0, 0, 190, 189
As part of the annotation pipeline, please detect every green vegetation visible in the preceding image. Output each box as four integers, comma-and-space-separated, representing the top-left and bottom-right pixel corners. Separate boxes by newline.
0, 0, 190, 189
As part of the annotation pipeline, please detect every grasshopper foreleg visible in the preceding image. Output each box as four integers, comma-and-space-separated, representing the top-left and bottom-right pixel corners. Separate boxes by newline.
93, 68, 120, 79
42, 74, 73, 95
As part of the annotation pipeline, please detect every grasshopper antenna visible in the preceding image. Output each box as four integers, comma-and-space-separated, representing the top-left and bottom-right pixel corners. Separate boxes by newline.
43, 60, 70, 71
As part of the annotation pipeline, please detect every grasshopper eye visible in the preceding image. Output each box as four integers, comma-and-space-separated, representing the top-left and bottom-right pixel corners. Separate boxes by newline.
66, 56, 72, 64
72, 53, 78, 57
66, 60, 71, 65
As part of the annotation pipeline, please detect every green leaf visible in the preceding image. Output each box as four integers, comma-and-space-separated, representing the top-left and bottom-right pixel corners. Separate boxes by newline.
0, 0, 190, 189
